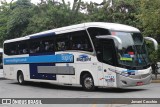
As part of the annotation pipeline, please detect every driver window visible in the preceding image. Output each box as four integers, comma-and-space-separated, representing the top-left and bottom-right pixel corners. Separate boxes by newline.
97, 40, 116, 66
103, 45, 114, 65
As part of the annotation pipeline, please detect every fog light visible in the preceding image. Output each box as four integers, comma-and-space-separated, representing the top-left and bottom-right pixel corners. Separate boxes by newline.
121, 80, 127, 85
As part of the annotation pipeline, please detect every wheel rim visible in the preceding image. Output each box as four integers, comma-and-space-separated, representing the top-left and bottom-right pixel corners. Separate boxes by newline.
19, 74, 23, 83
84, 77, 93, 89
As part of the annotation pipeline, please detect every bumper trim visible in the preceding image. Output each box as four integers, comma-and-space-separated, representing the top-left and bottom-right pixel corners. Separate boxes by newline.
117, 73, 152, 88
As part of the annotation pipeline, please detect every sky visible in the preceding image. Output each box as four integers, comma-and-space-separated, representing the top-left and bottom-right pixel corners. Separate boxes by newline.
4, 0, 103, 4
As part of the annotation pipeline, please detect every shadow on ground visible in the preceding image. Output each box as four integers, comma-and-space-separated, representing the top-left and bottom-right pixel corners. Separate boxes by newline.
9, 81, 147, 93
0, 78, 7, 80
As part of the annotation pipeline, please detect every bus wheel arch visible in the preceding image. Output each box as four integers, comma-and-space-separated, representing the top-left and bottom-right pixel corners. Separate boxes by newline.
17, 70, 25, 85
80, 71, 95, 91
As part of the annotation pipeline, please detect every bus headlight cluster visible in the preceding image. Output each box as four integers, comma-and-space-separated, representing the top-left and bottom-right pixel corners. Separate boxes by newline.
149, 69, 152, 74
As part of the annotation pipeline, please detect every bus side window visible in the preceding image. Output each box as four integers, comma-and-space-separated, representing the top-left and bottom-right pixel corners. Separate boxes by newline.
17, 41, 28, 54
69, 30, 93, 52
29, 41, 39, 53
29, 37, 55, 54
87, 27, 110, 52
4, 43, 17, 55
56, 34, 69, 51
44, 41, 55, 52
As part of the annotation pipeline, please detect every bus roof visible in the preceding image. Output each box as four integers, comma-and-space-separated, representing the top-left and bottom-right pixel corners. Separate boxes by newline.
85, 22, 140, 32
4, 22, 140, 43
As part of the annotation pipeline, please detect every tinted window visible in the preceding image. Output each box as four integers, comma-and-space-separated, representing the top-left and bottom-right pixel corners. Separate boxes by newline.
4, 30, 93, 55
87, 27, 110, 40
18, 41, 29, 54
56, 34, 69, 51
87, 27, 110, 51
69, 30, 93, 52
4, 43, 17, 55
97, 39, 117, 66
4, 37, 55, 55
29, 37, 55, 54
4, 41, 29, 55
55, 30, 93, 52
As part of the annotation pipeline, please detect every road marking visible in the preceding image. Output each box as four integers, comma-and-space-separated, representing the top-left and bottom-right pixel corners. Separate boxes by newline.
92, 103, 97, 107
105, 104, 112, 107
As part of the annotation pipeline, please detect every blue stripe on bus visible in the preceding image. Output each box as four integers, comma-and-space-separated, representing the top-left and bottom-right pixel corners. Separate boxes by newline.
30, 63, 57, 80
3, 54, 74, 64
30, 32, 56, 39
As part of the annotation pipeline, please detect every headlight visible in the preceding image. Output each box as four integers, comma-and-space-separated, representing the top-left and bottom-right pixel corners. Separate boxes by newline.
149, 69, 152, 74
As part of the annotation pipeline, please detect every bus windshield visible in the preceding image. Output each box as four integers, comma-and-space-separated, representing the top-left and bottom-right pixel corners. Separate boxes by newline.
112, 31, 150, 68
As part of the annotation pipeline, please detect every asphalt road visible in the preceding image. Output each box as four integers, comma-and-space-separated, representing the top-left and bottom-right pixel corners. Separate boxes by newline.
0, 78, 160, 107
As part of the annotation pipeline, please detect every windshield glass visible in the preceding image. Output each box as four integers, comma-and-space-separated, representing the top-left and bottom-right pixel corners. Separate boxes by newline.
111, 31, 150, 68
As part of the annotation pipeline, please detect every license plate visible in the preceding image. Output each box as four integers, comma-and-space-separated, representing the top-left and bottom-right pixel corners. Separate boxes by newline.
136, 82, 143, 86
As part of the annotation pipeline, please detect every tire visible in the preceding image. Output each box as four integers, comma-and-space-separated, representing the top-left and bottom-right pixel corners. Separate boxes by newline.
17, 72, 25, 85
82, 74, 95, 91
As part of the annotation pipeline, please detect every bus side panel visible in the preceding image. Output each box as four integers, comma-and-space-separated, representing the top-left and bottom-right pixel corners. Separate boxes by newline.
4, 65, 14, 79
72, 53, 99, 86
4, 64, 30, 80
56, 63, 77, 84
56, 63, 71, 84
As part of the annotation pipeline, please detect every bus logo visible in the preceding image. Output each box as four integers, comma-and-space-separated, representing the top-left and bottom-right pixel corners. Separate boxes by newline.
2, 99, 12, 104
77, 54, 91, 62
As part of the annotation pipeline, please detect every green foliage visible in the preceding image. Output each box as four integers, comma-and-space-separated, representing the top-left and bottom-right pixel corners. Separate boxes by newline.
147, 42, 158, 63
139, 0, 160, 38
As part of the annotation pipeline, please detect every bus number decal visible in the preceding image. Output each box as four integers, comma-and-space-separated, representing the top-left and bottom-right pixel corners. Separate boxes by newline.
61, 54, 73, 62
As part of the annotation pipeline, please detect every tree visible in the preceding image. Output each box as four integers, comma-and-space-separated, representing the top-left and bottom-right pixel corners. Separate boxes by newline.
0, 0, 12, 46
6, 0, 34, 39
139, 0, 160, 40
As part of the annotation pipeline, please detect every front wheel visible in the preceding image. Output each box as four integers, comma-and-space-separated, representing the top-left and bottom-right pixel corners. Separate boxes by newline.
82, 74, 95, 91
17, 72, 25, 85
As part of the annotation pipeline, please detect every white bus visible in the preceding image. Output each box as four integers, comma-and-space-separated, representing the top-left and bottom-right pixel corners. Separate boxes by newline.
0, 48, 3, 77
3, 22, 158, 91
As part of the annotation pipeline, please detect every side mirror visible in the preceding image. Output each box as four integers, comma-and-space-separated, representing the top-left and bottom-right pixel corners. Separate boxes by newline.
96, 35, 123, 50
144, 37, 158, 50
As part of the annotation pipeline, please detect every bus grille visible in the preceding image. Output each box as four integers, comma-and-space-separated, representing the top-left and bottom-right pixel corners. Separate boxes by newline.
129, 73, 150, 79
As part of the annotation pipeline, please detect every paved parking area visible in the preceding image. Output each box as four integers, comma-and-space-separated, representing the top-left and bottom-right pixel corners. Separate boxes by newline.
0, 79, 160, 107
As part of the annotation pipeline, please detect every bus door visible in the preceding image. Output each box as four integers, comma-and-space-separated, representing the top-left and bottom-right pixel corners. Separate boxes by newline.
97, 39, 117, 87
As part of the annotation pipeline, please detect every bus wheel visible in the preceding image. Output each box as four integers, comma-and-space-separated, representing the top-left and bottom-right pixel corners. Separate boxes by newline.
17, 72, 25, 85
82, 74, 95, 91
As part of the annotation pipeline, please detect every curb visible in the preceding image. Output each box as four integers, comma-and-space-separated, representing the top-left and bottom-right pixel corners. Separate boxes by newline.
151, 80, 160, 83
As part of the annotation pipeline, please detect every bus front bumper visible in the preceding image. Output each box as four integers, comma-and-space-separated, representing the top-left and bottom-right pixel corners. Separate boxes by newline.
116, 73, 152, 88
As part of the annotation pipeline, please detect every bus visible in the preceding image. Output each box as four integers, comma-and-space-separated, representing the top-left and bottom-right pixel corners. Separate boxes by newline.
3, 22, 158, 91
0, 48, 3, 77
